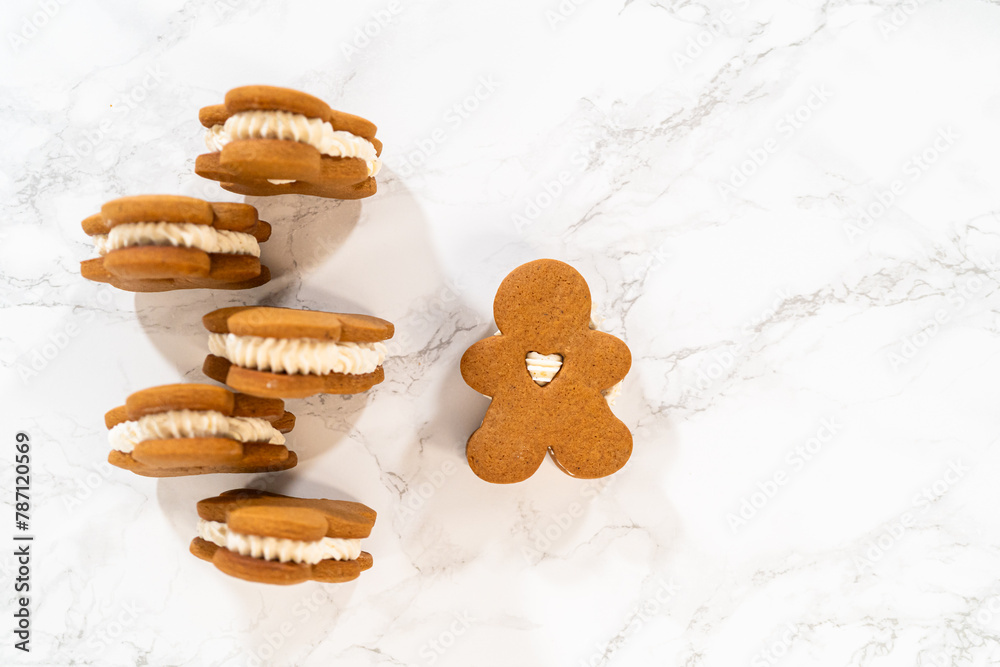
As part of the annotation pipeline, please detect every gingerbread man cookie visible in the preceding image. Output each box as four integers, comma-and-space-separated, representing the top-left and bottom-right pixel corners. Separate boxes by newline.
461, 259, 632, 483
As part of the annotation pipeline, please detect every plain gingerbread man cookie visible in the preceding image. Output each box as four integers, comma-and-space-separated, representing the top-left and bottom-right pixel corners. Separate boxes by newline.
461, 259, 632, 483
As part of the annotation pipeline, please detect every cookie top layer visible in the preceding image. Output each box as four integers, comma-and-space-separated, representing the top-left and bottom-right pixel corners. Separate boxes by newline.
198, 85, 377, 140
460, 259, 632, 483
81, 195, 267, 239
104, 383, 289, 428
197, 489, 376, 540
203, 306, 394, 343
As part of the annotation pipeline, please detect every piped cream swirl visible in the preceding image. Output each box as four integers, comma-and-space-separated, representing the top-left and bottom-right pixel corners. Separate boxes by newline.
93, 222, 260, 257
108, 409, 284, 453
197, 519, 360, 564
205, 110, 381, 177
208, 333, 387, 376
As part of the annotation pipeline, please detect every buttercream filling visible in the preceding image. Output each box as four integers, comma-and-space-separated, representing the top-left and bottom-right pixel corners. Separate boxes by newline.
525, 352, 563, 385
92, 222, 260, 257
205, 109, 381, 177
108, 409, 284, 454
208, 333, 387, 376
197, 519, 360, 564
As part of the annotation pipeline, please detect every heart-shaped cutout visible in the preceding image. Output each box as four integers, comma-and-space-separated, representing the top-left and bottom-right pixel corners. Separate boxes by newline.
525, 352, 563, 386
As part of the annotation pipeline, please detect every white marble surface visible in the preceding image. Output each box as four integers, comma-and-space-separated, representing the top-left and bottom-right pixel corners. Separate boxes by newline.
2, 0, 1000, 665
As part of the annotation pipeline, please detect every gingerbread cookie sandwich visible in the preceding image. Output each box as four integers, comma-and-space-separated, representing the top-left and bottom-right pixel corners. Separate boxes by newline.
461, 259, 632, 483
105, 384, 296, 477
202, 306, 394, 399
190, 489, 375, 585
195, 85, 381, 199
80, 195, 271, 292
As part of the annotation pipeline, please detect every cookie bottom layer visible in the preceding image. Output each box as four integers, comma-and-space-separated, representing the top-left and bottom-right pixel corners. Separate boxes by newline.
203, 354, 384, 398
196, 142, 376, 200
81, 253, 269, 292
219, 176, 376, 200
108, 443, 296, 477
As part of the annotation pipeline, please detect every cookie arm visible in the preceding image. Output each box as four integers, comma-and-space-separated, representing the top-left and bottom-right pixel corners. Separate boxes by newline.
583, 331, 632, 391
460, 336, 507, 397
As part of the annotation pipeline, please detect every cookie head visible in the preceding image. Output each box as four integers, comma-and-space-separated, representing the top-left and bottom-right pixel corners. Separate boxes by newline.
195, 85, 381, 200
202, 305, 394, 399
105, 383, 296, 477
190, 489, 376, 585
461, 260, 632, 483
79, 195, 271, 292
493, 259, 592, 338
